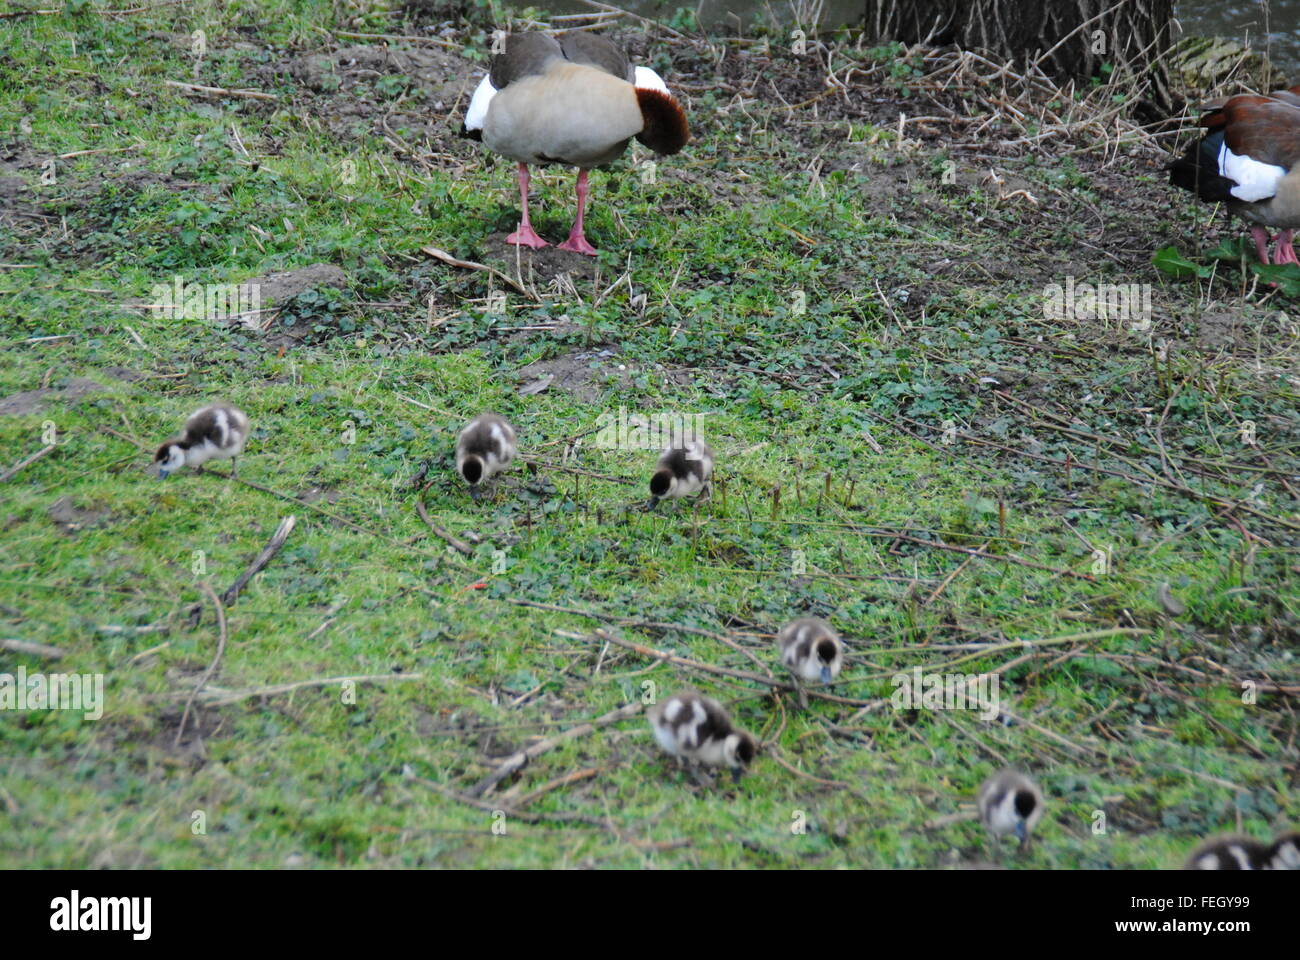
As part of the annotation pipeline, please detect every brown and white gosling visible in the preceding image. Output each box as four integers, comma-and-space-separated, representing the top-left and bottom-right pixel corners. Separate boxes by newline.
647, 438, 713, 509
777, 616, 844, 708
977, 769, 1044, 852
1186, 830, 1300, 869
456, 413, 517, 499
153, 403, 249, 479
647, 690, 757, 784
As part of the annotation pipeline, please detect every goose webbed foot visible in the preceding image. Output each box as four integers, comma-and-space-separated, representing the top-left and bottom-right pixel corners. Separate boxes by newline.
558, 229, 598, 256
506, 224, 549, 250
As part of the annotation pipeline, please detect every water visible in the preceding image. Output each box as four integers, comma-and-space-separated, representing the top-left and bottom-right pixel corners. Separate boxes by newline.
541, 0, 1299, 77
1175, 0, 1300, 80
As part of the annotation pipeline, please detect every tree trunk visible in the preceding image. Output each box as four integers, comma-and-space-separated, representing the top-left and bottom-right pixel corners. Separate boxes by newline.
863, 0, 1174, 109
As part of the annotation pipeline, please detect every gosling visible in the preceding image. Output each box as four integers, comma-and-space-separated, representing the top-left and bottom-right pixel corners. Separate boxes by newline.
153, 402, 249, 479
647, 438, 713, 509
777, 616, 844, 708
456, 413, 517, 499
1187, 831, 1300, 870
977, 768, 1044, 853
648, 690, 757, 784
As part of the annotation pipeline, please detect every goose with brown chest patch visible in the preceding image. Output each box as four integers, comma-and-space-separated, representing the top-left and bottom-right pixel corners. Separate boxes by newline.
977, 769, 1043, 852
647, 438, 713, 509
777, 616, 844, 708
456, 413, 517, 499
1169, 85, 1300, 265
461, 31, 689, 255
153, 403, 249, 479
647, 690, 757, 783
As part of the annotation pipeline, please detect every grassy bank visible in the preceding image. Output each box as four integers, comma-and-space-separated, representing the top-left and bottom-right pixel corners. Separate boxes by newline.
0, 0, 1297, 868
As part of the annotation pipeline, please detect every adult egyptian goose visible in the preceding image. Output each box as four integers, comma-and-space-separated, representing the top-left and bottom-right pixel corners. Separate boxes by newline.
461, 31, 689, 256
648, 690, 758, 783
977, 769, 1044, 852
456, 413, 517, 499
1169, 85, 1300, 265
153, 403, 249, 479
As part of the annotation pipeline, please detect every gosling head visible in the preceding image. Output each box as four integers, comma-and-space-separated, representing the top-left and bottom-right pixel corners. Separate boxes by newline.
460, 454, 485, 495
153, 442, 186, 480
724, 730, 758, 783
648, 467, 674, 503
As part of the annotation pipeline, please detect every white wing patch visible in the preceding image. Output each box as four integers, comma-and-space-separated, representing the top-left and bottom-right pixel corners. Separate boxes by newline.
633, 66, 670, 96
464, 74, 498, 132
1218, 142, 1286, 202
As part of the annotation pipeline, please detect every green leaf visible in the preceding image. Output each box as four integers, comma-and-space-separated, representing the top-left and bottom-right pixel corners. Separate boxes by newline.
1206, 237, 1252, 262
1152, 245, 1210, 279
1248, 262, 1300, 295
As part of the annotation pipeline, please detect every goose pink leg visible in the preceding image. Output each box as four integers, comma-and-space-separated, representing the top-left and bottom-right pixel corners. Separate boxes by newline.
558, 169, 599, 256
506, 162, 548, 250
1250, 226, 1272, 264
1273, 229, 1299, 266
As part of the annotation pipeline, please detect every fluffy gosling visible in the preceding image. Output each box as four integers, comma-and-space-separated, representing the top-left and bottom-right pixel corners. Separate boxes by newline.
977, 768, 1044, 853
1271, 831, 1300, 869
777, 616, 844, 708
647, 438, 713, 509
647, 690, 757, 784
153, 403, 249, 479
456, 413, 517, 499
1186, 831, 1300, 870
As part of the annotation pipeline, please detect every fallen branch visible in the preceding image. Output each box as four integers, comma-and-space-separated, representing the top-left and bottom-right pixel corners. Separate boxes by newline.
421, 245, 535, 299
187, 516, 296, 626
0, 637, 66, 658
404, 770, 606, 825
506, 598, 775, 678
181, 672, 424, 707
0, 444, 55, 482
175, 582, 227, 747
590, 629, 881, 707
164, 80, 277, 101
415, 487, 475, 557
470, 701, 643, 797
508, 766, 601, 809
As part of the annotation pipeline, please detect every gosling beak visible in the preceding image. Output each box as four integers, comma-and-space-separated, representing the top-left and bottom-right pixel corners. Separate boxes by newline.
731, 766, 744, 785
469, 484, 482, 501
820, 665, 833, 685
644, 497, 660, 512
158, 469, 170, 480
1015, 821, 1028, 848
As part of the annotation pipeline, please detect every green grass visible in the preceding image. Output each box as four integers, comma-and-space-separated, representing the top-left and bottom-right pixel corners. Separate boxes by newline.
1, 1, 1297, 869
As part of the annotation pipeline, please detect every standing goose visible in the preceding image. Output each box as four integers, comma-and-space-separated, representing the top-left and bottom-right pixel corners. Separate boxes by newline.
153, 403, 250, 479
461, 31, 689, 255
1169, 85, 1300, 266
